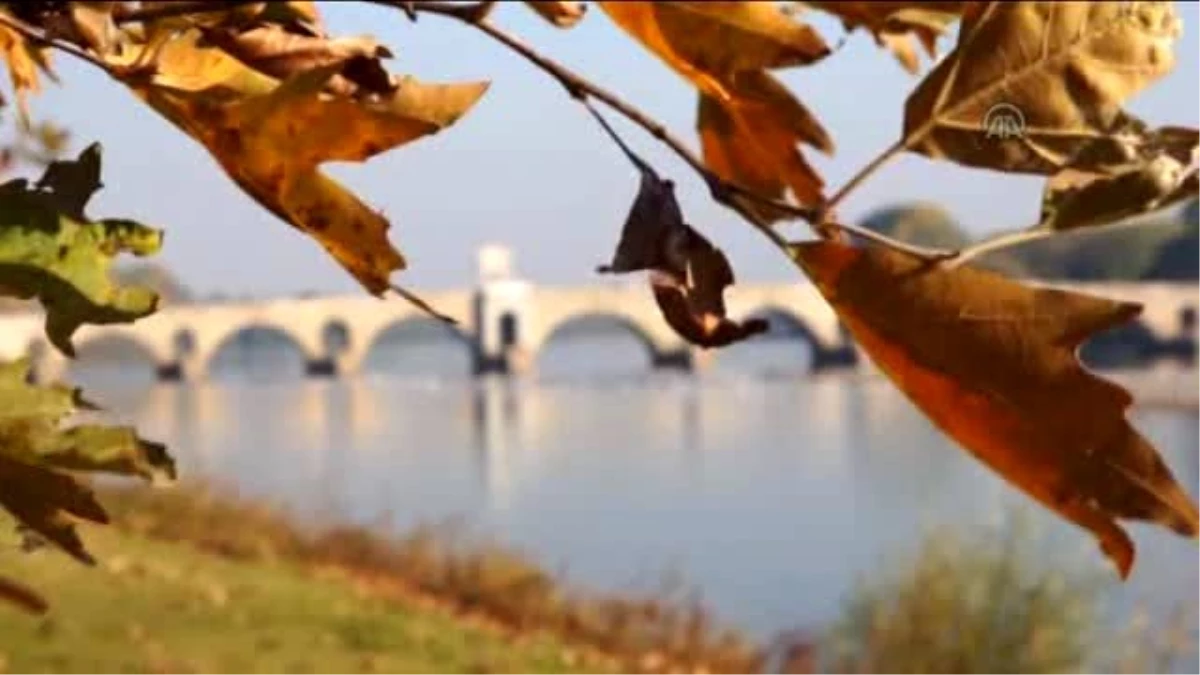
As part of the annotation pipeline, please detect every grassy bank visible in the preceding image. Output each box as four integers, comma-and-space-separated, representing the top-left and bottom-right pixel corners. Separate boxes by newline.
11, 484, 762, 673
2, 483, 1194, 673
0, 528, 582, 673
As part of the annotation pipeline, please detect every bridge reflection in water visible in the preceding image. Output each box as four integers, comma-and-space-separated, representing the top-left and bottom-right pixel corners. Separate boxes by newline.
69, 368, 1200, 639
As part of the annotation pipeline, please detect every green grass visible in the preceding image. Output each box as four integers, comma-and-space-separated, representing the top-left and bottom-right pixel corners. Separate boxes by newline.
0, 529, 586, 674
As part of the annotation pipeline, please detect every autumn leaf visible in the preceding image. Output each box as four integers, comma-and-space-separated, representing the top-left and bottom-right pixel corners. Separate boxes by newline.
1040, 124, 1198, 232
196, 24, 396, 96
789, 239, 1199, 578
0, 358, 176, 485
599, 1, 833, 217
42, 1, 123, 57
904, 1, 1181, 174
805, 1, 964, 74
524, 1, 587, 28
0, 8, 56, 122
697, 71, 831, 222
0, 143, 161, 356
115, 29, 488, 296
0, 357, 172, 569
598, 153, 768, 348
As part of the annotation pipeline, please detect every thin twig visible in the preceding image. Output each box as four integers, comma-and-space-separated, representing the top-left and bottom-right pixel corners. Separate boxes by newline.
821, 138, 906, 220
942, 228, 1051, 270
372, 0, 808, 254
0, 11, 108, 73
392, 1, 952, 260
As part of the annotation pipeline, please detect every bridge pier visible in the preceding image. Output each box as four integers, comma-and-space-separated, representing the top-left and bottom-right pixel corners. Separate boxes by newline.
305, 358, 339, 378
812, 344, 859, 371
473, 346, 534, 376
651, 348, 713, 372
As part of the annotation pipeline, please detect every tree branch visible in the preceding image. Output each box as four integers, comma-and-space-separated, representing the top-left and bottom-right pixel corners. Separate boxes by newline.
942, 228, 1051, 270
112, 1, 266, 24
377, 1, 950, 260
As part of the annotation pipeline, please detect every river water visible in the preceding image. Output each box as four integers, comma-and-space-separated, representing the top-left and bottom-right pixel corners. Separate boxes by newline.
69, 324, 1199, 648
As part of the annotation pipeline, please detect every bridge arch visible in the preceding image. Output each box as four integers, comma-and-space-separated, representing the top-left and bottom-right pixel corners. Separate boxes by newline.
66, 333, 167, 385
197, 321, 322, 379
708, 306, 830, 371
345, 315, 472, 375
530, 312, 670, 378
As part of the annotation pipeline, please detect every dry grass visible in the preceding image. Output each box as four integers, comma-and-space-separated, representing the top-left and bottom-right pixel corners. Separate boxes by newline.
101, 483, 763, 673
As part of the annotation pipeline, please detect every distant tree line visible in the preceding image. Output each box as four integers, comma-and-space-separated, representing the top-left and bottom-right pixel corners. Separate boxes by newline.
860, 199, 1199, 282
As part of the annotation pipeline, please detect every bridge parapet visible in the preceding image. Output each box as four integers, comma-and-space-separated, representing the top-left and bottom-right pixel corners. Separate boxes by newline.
0, 277, 1192, 383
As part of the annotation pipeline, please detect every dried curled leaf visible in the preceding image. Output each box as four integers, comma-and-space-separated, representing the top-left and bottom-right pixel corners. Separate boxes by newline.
0, 143, 161, 356
524, 1, 587, 28
599, 1, 832, 217
598, 158, 767, 348
789, 239, 1199, 578
1041, 124, 1199, 232
805, 1, 964, 74
114, 28, 488, 297
197, 24, 396, 96
904, 1, 1182, 173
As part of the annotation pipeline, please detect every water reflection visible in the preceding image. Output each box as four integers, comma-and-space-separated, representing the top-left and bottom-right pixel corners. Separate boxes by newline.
65, 336, 1199, 643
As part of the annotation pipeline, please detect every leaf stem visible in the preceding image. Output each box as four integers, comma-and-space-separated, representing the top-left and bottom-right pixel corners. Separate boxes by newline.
821, 138, 906, 220
943, 228, 1051, 270
375, 0, 813, 256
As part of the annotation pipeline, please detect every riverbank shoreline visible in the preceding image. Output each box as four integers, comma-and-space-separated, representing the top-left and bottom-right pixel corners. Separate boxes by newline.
94, 485, 768, 673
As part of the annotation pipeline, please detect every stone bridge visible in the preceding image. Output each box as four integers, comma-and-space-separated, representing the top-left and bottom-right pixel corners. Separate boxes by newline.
0, 246, 1195, 382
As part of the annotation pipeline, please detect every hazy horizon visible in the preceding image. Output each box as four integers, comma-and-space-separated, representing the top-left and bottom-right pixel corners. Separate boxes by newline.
16, 1, 1200, 297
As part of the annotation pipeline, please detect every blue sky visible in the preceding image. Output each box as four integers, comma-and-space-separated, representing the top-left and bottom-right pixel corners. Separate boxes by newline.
21, 1, 1200, 297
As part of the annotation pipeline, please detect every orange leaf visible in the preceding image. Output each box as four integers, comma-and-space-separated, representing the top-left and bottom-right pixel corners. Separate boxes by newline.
790, 239, 1199, 578
600, 1, 832, 216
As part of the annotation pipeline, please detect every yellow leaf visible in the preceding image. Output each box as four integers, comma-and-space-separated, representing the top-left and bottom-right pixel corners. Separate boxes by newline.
806, 1, 963, 72
599, 1, 828, 102
0, 13, 55, 122
118, 31, 488, 295
904, 1, 1182, 174
789, 238, 1199, 579
197, 24, 396, 96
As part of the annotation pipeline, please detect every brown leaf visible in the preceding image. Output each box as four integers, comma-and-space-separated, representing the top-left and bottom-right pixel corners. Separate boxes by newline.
806, 1, 964, 73
1041, 124, 1198, 231
600, 1, 832, 216
197, 24, 396, 96
697, 71, 832, 221
117, 31, 488, 298
598, 160, 768, 348
0, 454, 109, 565
904, 2, 1182, 174
524, 1, 587, 28
789, 239, 1199, 578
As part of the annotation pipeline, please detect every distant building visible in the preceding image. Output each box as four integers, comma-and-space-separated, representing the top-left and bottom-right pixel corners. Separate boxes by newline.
477, 244, 515, 283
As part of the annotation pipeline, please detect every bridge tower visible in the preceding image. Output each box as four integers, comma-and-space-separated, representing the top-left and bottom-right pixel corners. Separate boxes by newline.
473, 244, 534, 375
